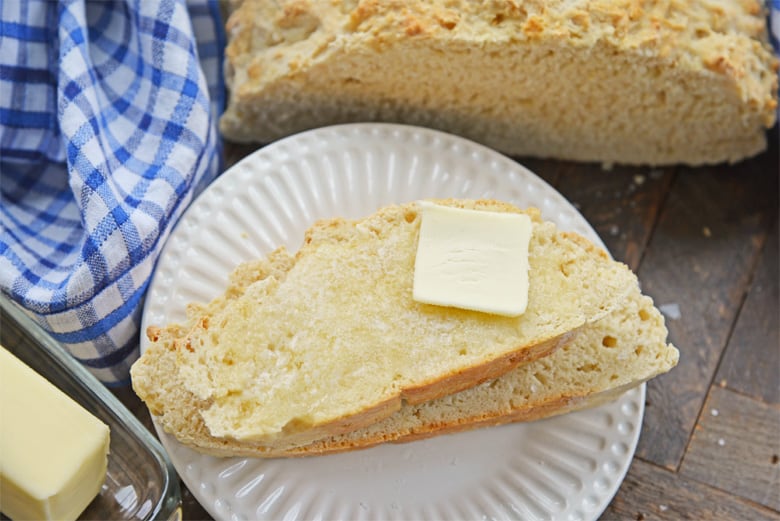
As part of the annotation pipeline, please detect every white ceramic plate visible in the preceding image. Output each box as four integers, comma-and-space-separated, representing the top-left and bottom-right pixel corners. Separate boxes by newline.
141, 123, 643, 521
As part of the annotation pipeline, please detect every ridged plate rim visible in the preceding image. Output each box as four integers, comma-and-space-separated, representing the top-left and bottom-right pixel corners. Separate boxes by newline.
141, 123, 644, 521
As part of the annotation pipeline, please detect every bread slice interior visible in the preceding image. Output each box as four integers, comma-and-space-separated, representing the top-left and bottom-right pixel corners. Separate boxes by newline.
131, 199, 640, 450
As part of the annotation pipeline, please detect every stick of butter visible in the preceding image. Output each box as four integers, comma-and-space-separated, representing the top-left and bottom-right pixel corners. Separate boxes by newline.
0, 346, 110, 521
413, 201, 532, 317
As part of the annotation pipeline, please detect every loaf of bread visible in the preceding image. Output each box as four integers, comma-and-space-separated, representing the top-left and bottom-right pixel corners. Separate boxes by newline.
132, 278, 676, 458
220, 0, 777, 166
131, 199, 639, 451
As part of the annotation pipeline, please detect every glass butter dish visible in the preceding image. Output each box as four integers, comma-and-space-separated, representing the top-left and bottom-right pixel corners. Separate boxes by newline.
0, 294, 182, 521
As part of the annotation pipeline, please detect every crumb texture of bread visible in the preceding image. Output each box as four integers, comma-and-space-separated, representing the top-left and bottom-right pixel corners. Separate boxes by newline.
131, 199, 638, 450
220, 0, 777, 166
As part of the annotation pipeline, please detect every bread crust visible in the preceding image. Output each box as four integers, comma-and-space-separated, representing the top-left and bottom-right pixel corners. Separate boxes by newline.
280, 382, 650, 457
400, 331, 571, 404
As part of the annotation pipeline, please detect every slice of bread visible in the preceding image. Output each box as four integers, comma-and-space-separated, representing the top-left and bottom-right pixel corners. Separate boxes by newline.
131, 199, 638, 449
133, 282, 677, 458
220, 0, 777, 166
280, 287, 679, 457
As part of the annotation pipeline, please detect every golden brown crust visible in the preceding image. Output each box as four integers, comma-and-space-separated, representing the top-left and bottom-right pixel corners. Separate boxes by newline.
400, 330, 571, 404
280, 395, 585, 458
189, 376, 659, 458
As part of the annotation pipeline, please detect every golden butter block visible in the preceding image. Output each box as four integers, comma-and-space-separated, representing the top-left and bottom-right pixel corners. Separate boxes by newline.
0, 346, 110, 521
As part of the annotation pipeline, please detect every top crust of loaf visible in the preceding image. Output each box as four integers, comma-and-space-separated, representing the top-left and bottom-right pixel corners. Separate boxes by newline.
132, 199, 638, 449
220, 0, 777, 165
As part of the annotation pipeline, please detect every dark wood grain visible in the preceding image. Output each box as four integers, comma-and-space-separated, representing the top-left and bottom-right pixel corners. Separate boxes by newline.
513, 157, 563, 188
543, 163, 674, 271
222, 142, 262, 170
632, 149, 778, 470
716, 215, 780, 404
680, 386, 780, 511
602, 459, 780, 521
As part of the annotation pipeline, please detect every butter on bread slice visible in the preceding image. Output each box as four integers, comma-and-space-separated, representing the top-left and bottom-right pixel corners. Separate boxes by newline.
131, 199, 639, 451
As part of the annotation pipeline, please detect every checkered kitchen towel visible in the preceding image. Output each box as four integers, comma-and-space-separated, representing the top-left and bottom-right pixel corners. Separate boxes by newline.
1, 0, 225, 385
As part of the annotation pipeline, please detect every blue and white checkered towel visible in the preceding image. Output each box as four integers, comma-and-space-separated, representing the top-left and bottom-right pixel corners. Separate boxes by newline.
1, 0, 225, 385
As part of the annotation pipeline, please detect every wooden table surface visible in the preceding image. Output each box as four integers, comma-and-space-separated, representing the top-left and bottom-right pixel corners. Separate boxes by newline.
112, 129, 780, 521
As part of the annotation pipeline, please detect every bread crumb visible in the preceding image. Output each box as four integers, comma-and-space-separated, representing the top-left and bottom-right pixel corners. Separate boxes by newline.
658, 303, 681, 320
702, 226, 712, 237
633, 174, 646, 186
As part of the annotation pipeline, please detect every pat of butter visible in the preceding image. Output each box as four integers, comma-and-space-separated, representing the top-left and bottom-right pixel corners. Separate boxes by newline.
413, 202, 532, 317
0, 347, 110, 521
